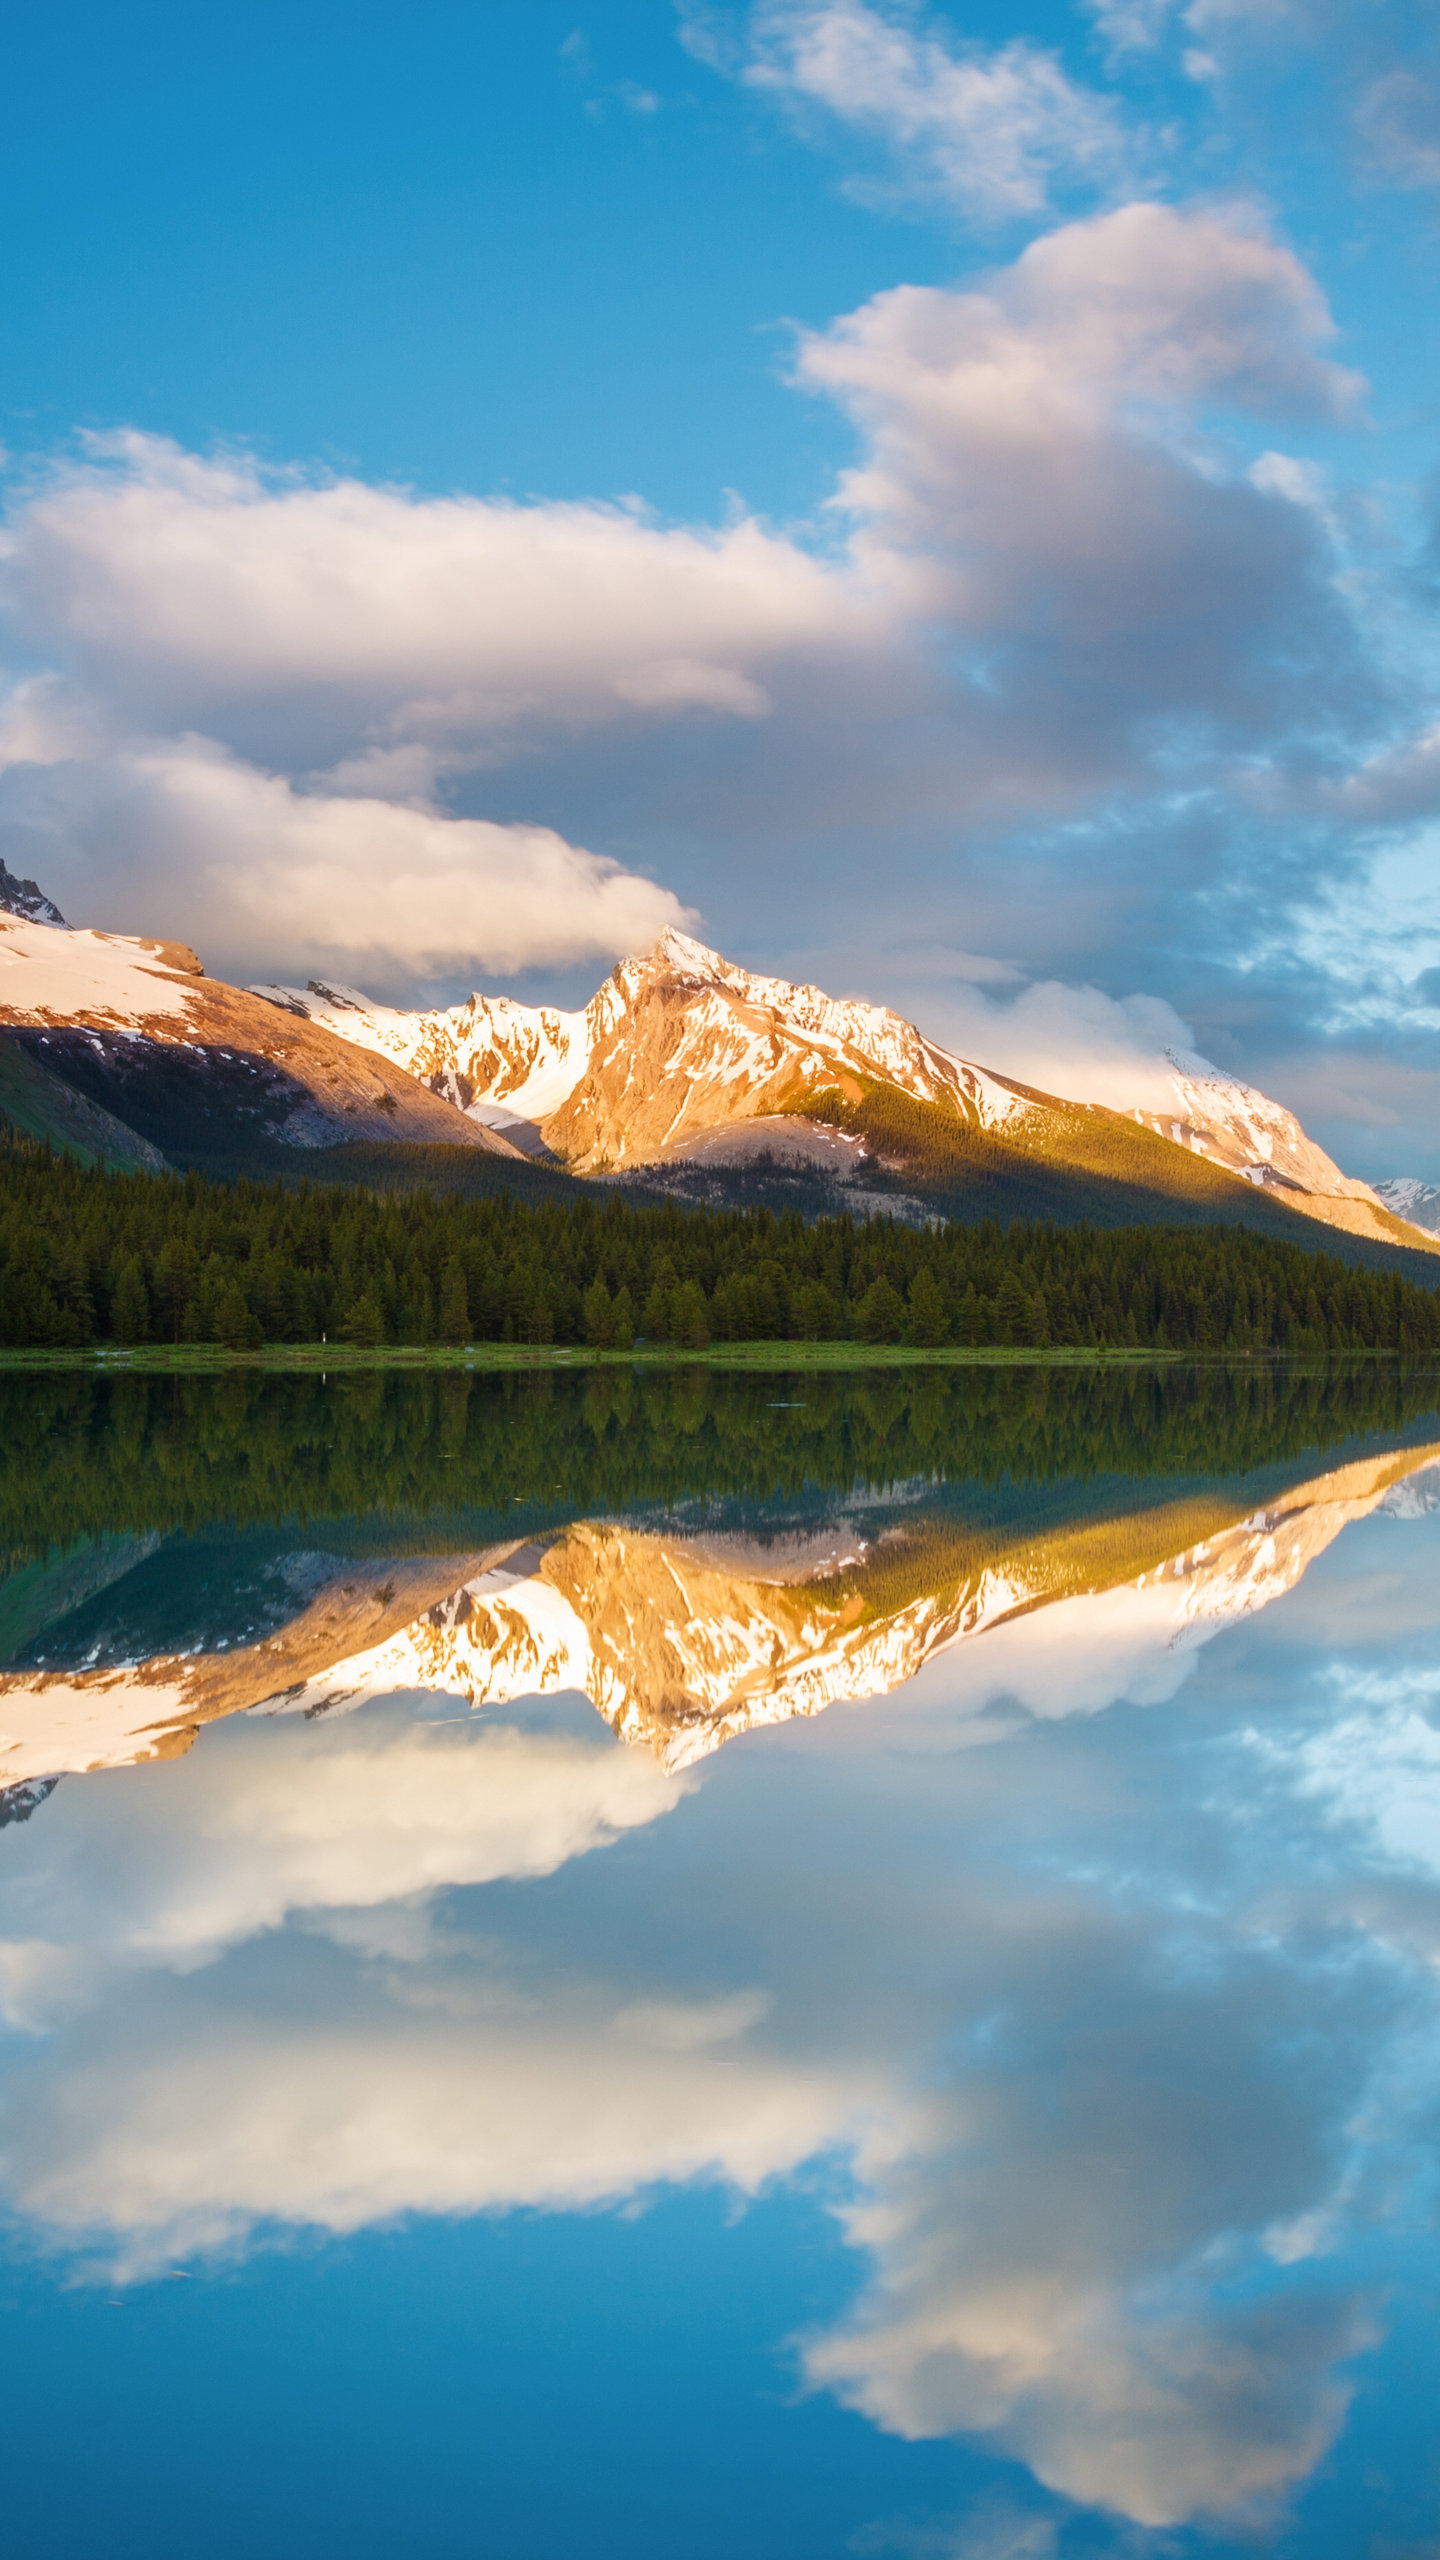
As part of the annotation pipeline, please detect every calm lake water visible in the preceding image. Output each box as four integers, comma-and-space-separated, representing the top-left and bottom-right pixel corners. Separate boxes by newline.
3, 1361, 1440, 2558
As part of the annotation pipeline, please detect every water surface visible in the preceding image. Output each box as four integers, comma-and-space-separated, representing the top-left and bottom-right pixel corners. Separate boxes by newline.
3, 1362, 1440, 2558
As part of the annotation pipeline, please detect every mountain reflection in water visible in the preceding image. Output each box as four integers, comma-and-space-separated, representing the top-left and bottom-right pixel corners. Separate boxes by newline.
3, 1363, 1440, 2557
3, 1433, 1437, 1785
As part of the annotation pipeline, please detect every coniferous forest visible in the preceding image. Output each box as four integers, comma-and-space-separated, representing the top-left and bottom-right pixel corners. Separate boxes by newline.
0, 1135, 1437, 1356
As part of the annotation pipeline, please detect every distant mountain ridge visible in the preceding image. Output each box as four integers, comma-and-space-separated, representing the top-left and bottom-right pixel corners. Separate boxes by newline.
0, 860, 65, 927
1376, 1179, 1440, 1237
0, 870, 1427, 1254
257, 928, 1427, 1254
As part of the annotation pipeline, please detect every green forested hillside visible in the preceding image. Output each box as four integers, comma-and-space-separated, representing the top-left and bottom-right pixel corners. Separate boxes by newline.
0, 1134, 1437, 1356
796, 1082, 1434, 1261
0, 1031, 164, 1172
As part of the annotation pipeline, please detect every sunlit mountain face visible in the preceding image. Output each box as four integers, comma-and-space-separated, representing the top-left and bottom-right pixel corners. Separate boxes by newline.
6, 1364, 1440, 2556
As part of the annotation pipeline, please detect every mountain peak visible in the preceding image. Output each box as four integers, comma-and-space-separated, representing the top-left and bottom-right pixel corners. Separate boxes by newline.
650, 927, 726, 977
0, 861, 65, 928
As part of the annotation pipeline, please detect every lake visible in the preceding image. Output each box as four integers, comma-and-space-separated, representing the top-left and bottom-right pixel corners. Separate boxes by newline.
2, 1360, 1439, 2558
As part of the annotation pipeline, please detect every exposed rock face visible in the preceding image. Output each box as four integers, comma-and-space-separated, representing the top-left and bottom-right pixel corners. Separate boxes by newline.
0, 1775, 59, 1827
0, 914, 526, 1163
251, 976, 589, 1139
0, 862, 65, 927
1376, 1178, 1440, 1236
540, 931, 1033, 1170
253, 932, 1425, 1246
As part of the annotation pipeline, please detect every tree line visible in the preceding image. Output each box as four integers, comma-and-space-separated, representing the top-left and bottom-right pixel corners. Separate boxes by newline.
0, 1134, 1438, 1356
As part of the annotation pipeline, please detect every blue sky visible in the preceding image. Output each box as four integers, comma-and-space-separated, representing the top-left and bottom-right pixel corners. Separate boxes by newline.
2, 0, 1440, 1173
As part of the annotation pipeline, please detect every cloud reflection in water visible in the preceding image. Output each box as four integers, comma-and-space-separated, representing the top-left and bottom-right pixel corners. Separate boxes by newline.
2, 1446, 1440, 2534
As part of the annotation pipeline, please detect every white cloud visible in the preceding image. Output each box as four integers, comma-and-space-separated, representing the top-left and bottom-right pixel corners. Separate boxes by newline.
0, 432, 856, 776
0, 205, 1379, 1046
809, 2195, 1366, 2524
698, 0, 1127, 220
893, 966, 1200, 1113
799, 199, 1357, 600
1354, 67, 1440, 189
0, 739, 694, 982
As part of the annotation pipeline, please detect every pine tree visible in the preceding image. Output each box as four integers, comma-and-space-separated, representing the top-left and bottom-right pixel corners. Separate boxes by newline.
995, 1269, 1034, 1345
905, 1266, 949, 1348
858, 1274, 905, 1343
672, 1277, 710, 1349
583, 1276, 615, 1348
438, 1255, 470, 1344
110, 1255, 151, 1345
342, 1287, 385, 1349
213, 1278, 258, 1350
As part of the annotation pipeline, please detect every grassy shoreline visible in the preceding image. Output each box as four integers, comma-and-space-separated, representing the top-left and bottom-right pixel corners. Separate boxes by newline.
0, 1339, 1429, 1376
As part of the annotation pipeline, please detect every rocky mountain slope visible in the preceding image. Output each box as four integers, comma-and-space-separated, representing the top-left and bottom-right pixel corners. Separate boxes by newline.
259, 929, 1432, 1252
0, 910, 527, 1175
1376, 1178, 1440, 1236
0, 867, 1428, 1254
0, 859, 65, 927
249, 975, 591, 1148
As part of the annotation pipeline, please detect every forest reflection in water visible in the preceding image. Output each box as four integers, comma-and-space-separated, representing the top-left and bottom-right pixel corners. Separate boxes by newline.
3, 1359, 1440, 2556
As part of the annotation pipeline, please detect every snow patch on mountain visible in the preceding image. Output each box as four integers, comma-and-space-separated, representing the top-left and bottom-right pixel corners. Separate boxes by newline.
0, 912, 198, 1026
1375, 1179, 1440, 1236
1126, 1047, 1385, 1207
251, 977, 592, 1129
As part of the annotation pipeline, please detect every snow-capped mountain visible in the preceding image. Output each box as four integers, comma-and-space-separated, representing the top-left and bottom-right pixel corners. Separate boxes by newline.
262, 1441, 1436, 1770
0, 908, 525, 1169
0, 860, 64, 926
254, 930, 1035, 1162
1375, 1179, 1440, 1236
255, 928, 1419, 1245
1131, 1050, 1382, 1205
250, 975, 591, 1139
0, 864, 1426, 1245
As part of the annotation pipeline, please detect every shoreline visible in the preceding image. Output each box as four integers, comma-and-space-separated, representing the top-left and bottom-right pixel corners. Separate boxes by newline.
0, 1341, 1430, 1375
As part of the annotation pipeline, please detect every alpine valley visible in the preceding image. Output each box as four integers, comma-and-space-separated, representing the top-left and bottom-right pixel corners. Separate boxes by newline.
0, 861, 1433, 1262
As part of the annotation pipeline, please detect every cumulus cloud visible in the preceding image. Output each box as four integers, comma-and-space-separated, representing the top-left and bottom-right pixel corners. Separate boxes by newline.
797, 202, 1360, 734
0, 432, 854, 777
872, 953, 1200, 1111
683, 0, 1127, 220
0, 739, 692, 983
0, 205, 1390, 1070
810, 2162, 1368, 2524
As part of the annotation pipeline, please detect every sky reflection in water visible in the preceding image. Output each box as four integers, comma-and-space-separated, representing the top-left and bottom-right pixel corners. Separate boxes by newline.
2, 1366, 1440, 2559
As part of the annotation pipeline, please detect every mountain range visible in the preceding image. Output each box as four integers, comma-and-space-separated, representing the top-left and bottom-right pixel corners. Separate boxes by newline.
0, 868, 1433, 1258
